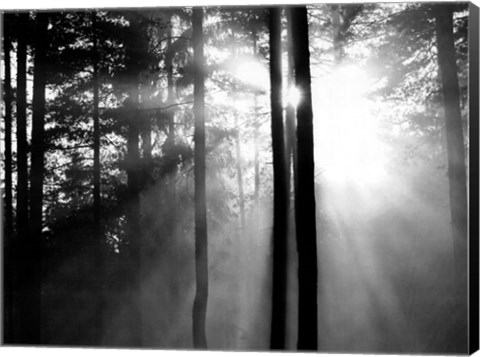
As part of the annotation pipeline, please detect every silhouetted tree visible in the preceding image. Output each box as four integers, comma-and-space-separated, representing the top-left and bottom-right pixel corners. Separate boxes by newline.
12, 12, 31, 344
434, 3, 468, 347
3, 14, 13, 241
92, 11, 101, 246
290, 6, 318, 351
192, 6, 209, 349
15, 12, 29, 252
269, 6, 288, 350
3, 13, 14, 343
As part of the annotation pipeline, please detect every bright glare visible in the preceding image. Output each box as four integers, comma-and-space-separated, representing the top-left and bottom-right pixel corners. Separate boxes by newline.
313, 65, 388, 184
284, 86, 301, 108
230, 57, 269, 91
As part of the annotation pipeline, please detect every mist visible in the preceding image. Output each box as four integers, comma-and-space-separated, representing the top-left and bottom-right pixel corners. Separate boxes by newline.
2, 3, 472, 354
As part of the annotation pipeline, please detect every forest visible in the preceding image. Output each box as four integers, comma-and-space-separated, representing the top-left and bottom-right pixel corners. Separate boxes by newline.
0, 2, 475, 354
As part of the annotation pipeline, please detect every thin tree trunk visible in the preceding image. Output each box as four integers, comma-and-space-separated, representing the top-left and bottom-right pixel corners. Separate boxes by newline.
434, 4, 468, 346
92, 12, 101, 241
15, 12, 29, 249
290, 6, 318, 351
126, 82, 142, 346
91, 11, 105, 344
28, 12, 49, 344
3, 15, 14, 343
269, 7, 289, 350
192, 6, 209, 349
166, 24, 177, 227
331, 5, 343, 64
253, 34, 260, 205
139, 82, 152, 163
232, 67, 246, 229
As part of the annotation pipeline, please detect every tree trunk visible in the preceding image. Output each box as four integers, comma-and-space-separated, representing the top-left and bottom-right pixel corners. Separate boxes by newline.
3, 14, 14, 343
126, 82, 142, 346
331, 5, 343, 64
91, 11, 105, 344
28, 12, 49, 344
285, 8, 298, 196
290, 6, 318, 351
434, 4, 468, 347
253, 34, 260, 205
15, 12, 29, 251
192, 6, 209, 349
4, 16, 13, 242
166, 24, 177, 231
12, 12, 31, 344
92, 12, 101, 243
269, 7, 289, 350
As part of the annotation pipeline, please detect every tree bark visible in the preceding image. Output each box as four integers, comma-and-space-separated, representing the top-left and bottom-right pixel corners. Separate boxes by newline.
285, 8, 298, 197
4, 15, 13, 242
234, 104, 246, 229
434, 4, 468, 347
92, 11, 101, 243
12, 12, 29, 344
166, 23, 178, 230
126, 82, 142, 346
253, 33, 260, 205
123, 16, 143, 346
269, 7, 289, 350
27, 11, 50, 344
192, 7, 209, 349
91, 11, 106, 344
15, 12, 29, 250
3, 14, 14, 343
290, 6, 318, 351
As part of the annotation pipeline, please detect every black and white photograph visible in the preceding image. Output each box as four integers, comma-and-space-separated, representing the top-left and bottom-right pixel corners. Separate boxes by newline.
1, 2, 478, 354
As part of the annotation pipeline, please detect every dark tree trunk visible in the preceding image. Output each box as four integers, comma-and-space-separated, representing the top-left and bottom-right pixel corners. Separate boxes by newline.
285, 8, 298, 196
92, 11, 101, 244
3, 14, 14, 343
165, 24, 177, 230
140, 85, 152, 163
290, 6, 318, 351
91, 11, 105, 344
15, 12, 29, 252
12, 12, 29, 344
126, 82, 142, 346
122, 15, 144, 346
3, 16, 13, 242
269, 7, 289, 350
27, 12, 49, 344
192, 7, 209, 349
434, 4, 468, 347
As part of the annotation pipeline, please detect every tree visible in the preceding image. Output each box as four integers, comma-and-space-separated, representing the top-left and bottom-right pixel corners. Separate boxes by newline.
269, 6, 288, 350
290, 6, 318, 351
92, 11, 101, 247
3, 14, 13, 241
15, 12, 29, 251
192, 6, 209, 349
123, 14, 144, 346
3, 13, 14, 343
28, 11, 50, 344
12, 12, 31, 344
434, 3, 468, 347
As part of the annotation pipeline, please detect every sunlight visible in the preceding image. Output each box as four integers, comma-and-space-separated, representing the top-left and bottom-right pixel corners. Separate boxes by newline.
230, 56, 269, 91
284, 85, 301, 108
313, 65, 389, 184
